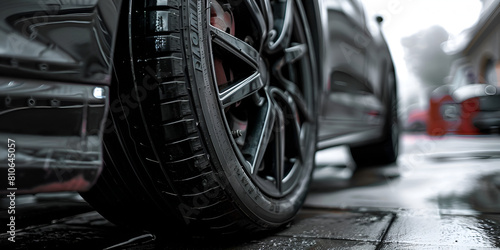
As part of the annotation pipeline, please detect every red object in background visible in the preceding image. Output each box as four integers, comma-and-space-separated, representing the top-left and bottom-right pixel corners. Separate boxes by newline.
428, 92, 481, 136
427, 94, 455, 136
456, 98, 480, 135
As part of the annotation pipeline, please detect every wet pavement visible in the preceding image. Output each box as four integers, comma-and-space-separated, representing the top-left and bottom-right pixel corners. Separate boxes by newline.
1, 133, 500, 249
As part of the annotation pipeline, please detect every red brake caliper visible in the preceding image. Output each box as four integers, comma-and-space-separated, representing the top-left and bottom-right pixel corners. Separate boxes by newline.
210, 1, 235, 88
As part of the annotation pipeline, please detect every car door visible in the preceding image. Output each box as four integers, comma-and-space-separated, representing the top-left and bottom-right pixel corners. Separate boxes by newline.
318, 0, 378, 144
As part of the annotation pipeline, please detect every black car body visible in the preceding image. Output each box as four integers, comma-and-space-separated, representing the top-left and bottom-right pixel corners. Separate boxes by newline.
1, 0, 121, 192
313, 0, 396, 149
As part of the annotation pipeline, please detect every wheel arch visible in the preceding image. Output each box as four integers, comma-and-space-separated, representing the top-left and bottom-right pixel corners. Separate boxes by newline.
301, 0, 328, 91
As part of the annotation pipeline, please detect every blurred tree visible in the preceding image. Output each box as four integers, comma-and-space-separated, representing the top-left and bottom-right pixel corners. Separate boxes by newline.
401, 26, 453, 92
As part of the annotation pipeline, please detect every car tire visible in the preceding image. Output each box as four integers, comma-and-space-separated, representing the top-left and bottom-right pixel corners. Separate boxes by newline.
350, 70, 399, 167
81, 0, 318, 236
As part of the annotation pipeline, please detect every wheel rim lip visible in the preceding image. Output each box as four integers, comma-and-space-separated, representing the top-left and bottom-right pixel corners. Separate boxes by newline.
207, 0, 315, 198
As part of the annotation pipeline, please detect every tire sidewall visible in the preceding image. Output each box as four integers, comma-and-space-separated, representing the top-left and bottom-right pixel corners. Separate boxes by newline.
383, 69, 399, 161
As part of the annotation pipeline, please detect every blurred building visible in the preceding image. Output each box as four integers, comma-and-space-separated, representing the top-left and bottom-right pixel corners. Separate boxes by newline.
443, 0, 500, 85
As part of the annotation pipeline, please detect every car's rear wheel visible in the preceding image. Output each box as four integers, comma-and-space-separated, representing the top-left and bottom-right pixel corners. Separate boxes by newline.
350, 70, 399, 167
81, 0, 317, 236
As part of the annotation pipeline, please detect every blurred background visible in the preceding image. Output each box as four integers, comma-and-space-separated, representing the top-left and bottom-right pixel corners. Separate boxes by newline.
362, 0, 499, 134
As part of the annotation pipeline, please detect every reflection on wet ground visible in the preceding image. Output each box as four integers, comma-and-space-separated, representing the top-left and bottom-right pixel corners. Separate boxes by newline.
307, 133, 500, 248
428, 151, 500, 161
1, 133, 500, 249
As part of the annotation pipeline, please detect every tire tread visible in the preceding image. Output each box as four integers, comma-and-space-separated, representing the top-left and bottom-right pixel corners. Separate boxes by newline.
82, 0, 259, 236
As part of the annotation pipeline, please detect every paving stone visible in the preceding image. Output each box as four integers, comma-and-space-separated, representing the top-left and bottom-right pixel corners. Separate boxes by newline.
379, 242, 499, 250
0, 212, 145, 250
384, 213, 500, 248
277, 209, 394, 242
236, 236, 377, 250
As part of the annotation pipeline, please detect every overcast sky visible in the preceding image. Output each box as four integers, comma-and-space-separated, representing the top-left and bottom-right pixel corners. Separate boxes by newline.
360, 0, 483, 111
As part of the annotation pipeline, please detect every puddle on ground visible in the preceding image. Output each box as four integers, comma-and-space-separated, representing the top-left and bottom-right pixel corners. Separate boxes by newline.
428, 151, 500, 162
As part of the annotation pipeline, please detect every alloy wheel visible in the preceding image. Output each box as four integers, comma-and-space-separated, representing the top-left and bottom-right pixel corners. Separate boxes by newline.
208, 0, 315, 198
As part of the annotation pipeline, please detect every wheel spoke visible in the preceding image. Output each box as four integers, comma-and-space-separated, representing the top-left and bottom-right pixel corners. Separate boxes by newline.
273, 46, 312, 122
241, 0, 268, 50
267, 0, 294, 52
284, 43, 307, 64
271, 89, 303, 162
241, 93, 275, 174
273, 100, 286, 194
283, 79, 312, 122
252, 98, 275, 175
219, 72, 264, 108
283, 92, 303, 161
260, 0, 274, 33
210, 26, 260, 69
210, 26, 267, 107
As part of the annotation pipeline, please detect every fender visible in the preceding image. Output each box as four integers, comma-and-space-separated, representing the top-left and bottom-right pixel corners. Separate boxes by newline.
0, 0, 122, 193
0, 0, 122, 85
